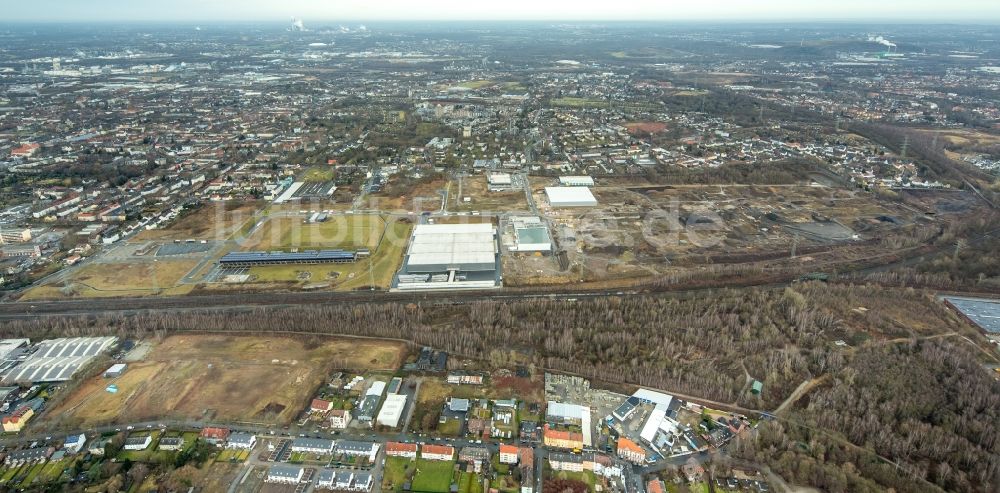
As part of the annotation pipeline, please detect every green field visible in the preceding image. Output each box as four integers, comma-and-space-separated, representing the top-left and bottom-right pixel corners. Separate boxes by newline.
248, 218, 412, 290
550, 470, 597, 493
18, 463, 45, 488
301, 166, 335, 182
0, 465, 23, 483
456, 80, 494, 90
37, 459, 70, 483
458, 472, 483, 493
248, 214, 386, 251
501, 82, 526, 92
411, 459, 455, 493
382, 456, 416, 492
438, 418, 462, 437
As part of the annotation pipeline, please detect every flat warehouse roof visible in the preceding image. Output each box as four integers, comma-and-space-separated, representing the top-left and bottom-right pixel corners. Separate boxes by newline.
412, 223, 494, 235
2, 337, 117, 384
545, 186, 597, 205
516, 226, 551, 244
405, 224, 497, 268
944, 296, 1000, 333
407, 253, 496, 268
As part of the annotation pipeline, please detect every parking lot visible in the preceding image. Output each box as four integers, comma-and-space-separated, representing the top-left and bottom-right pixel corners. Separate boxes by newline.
156, 241, 214, 256
293, 181, 336, 199
203, 265, 250, 283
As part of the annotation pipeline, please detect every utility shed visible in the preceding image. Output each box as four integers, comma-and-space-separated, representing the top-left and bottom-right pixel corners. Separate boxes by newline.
751, 380, 763, 395
104, 363, 127, 378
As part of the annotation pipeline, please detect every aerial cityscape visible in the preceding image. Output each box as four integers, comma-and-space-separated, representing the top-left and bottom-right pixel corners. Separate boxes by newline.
0, 2, 998, 493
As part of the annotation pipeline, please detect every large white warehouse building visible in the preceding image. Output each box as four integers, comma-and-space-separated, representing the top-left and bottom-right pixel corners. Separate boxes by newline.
393, 223, 500, 291
545, 187, 598, 207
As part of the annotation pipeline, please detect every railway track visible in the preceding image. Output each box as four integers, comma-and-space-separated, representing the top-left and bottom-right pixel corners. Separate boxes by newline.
2, 223, 998, 321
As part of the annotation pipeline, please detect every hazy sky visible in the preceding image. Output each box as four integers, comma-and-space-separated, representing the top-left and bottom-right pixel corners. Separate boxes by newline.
5, 0, 1000, 23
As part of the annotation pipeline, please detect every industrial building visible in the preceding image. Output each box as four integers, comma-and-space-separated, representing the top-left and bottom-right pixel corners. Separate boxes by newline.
0, 339, 29, 361
488, 172, 513, 191
943, 296, 1000, 334
219, 249, 357, 266
393, 223, 500, 291
1, 337, 117, 385
558, 176, 595, 187
630, 388, 682, 456
545, 187, 597, 207
376, 393, 407, 428
510, 217, 553, 252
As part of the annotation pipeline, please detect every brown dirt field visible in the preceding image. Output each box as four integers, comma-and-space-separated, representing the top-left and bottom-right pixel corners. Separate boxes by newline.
368, 178, 449, 212
193, 462, 243, 492
44, 334, 407, 428
625, 122, 668, 135
451, 177, 529, 212
920, 129, 1000, 147
132, 202, 262, 242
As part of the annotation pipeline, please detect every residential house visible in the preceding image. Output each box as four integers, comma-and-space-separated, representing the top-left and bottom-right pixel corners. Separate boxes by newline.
87, 437, 111, 456
459, 446, 490, 473
647, 479, 665, 493
63, 434, 87, 454
158, 437, 184, 451
519, 448, 535, 493
200, 427, 231, 445
317, 469, 337, 489
420, 444, 454, 461
448, 398, 470, 413
311, 398, 333, 413
227, 432, 257, 450
519, 421, 539, 441
616, 437, 645, 464
2, 405, 34, 432
353, 471, 374, 491
267, 465, 304, 484
386, 442, 418, 459
330, 409, 352, 429
543, 425, 583, 450
123, 435, 152, 451
499, 444, 519, 465
336, 440, 380, 461
5, 447, 53, 466
548, 452, 584, 472
291, 437, 335, 454
683, 458, 706, 482
467, 418, 489, 437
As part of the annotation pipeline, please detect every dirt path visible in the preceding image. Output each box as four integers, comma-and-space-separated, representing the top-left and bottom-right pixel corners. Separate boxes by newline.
774, 374, 830, 415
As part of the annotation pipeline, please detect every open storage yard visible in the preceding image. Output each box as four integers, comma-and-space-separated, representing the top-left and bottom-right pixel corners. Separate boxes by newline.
42, 334, 406, 428
451, 176, 529, 212
506, 181, 967, 286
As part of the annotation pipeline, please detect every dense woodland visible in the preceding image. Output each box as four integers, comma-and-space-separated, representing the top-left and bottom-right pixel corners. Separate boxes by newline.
733, 341, 1000, 493
2, 283, 998, 492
